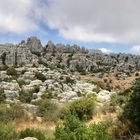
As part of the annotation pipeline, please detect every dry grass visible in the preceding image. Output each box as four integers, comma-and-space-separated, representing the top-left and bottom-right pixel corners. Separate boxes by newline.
86, 112, 117, 125
75, 72, 136, 91
15, 120, 55, 131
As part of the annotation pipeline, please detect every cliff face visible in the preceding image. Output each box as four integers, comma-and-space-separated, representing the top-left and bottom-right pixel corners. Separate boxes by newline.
0, 36, 140, 75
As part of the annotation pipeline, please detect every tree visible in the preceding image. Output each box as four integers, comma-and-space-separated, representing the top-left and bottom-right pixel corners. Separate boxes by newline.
122, 78, 140, 133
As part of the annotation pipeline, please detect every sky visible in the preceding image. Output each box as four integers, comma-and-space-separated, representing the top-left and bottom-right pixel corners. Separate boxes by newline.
0, 0, 140, 54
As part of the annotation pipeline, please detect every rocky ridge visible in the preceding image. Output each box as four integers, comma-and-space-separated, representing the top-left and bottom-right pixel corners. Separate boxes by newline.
0, 36, 140, 76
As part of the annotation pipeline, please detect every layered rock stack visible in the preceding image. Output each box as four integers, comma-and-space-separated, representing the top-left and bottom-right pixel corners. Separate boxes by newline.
0, 37, 43, 67
0, 36, 140, 74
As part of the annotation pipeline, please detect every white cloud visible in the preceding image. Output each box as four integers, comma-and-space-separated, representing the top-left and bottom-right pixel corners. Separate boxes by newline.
131, 45, 140, 54
1, 0, 140, 45
99, 48, 112, 54
41, 0, 140, 44
0, 0, 39, 34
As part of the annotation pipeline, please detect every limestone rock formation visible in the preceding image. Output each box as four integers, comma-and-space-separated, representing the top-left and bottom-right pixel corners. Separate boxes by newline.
0, 36, 140, 75
20, 36, 43, 53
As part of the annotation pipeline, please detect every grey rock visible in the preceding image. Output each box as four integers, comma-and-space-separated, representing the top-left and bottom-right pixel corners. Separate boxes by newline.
20, 36, 43, 53
0, 81, 20, 100
30, 80, 42, 86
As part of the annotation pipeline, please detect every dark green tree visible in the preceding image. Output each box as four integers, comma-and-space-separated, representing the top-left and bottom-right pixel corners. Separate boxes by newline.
122, 78, 140, 133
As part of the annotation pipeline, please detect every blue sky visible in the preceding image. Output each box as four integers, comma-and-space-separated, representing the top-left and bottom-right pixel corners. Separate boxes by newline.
0, 0, 140, 54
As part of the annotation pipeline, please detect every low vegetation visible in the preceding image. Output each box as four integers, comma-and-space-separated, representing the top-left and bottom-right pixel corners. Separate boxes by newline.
54, 114, 113, 140
19, 128, 45, 140
6, 67, 17, 76
35, 72, 46, 82
0, 103, 24, 123
69, 95, 95, 121
0, 124, 19, 140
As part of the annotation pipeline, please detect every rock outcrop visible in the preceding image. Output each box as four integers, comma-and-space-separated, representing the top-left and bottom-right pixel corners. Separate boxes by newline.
20, 36, 43, 53
0, 36, 140, 75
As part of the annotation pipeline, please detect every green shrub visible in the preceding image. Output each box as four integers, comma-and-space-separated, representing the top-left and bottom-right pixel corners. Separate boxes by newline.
38, 59, 48, 67
19, 90, 34, 103
19, 128, 45, 140
0, 124, 19, 140
54, 114, 113, 140
32, 52, 41, 57
8, 103, 24, 120
0, 88, 5, 103
57, 64, 65, 69
37, 98, 59, 121
77, 91, 82, 97
121, 78, 140, 133
64, 76, 75, 85
110, 89, 132, 108
75, 64, 85, 73
0, 103, 24, 123
35, 72, 46, 82
19, 86, 40, 103
69, 96, 95, 121
2, 76, 17, 82
34, 86, 40, 93
6, 67, 17, 76
42, 89, 57, 99
17, 79, 26, 87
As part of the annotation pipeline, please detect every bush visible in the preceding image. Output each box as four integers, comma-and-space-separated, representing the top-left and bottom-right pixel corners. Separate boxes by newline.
35, 72, 46, 82
69, 96, 95, 121
0, 103, 24, 123
54, 114, 113, 140
0, 124, 19, 140
19, 128, 45, 140
19, 90, 34, 103
42, 89, 57, 99
38, 59, 48, 67
121, 78, 140, 133
17, 79, 26, 87
32, 52, 41, 57
64, 76, 75, 85
37, 98, 59, 121
110, 93, 130, 108
6, 67, 17, 76
0, 88, 6, 103
75, 64, 86, 74
8, 103, 25, 120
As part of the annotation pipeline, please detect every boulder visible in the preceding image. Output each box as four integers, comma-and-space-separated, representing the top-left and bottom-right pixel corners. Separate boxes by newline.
22, 71, 35, 79
59, 91, 78, 102
20, 137, 38, 140
30, 80, 42, 86
97, 90, 113, 101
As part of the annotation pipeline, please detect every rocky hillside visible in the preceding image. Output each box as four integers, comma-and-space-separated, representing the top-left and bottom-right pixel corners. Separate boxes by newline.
1, 36, 140, 76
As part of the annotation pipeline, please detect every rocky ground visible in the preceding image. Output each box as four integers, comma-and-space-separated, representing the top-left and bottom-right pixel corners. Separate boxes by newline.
0, 65, 116, 109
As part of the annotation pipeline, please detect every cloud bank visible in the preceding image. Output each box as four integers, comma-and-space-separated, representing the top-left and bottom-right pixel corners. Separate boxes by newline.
0, 0, 39, 34
1, 0, 140, 45
43, 0, 140, 44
